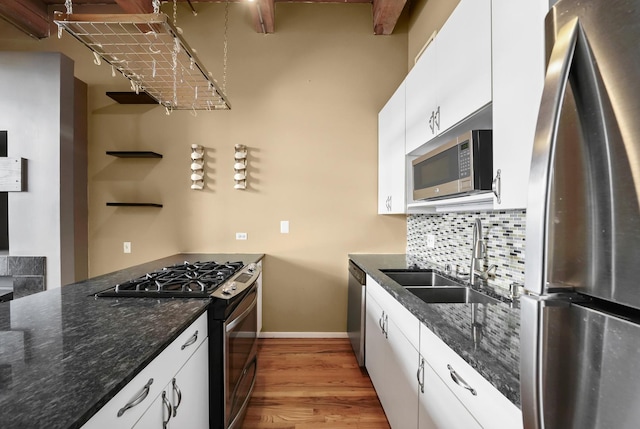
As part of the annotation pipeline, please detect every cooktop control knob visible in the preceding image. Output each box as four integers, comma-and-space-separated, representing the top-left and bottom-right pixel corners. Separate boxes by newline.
248, 263, 257, 272
221, 287, 232, 295
230, 282, 237, 290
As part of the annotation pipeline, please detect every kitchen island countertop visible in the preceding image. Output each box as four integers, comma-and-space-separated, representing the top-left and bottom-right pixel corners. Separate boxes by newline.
0, 253, 264, 429
349, 253, 521, 408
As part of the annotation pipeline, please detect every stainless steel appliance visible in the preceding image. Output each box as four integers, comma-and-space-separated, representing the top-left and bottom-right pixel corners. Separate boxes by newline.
347, 260, 366, 367
521, 0, 640, 428
209, 273, 259, 429
96, 259, 261, 429
412, 130, 493, 201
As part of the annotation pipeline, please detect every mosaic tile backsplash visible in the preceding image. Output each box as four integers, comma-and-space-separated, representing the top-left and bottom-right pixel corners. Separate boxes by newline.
407, 210, 526, 291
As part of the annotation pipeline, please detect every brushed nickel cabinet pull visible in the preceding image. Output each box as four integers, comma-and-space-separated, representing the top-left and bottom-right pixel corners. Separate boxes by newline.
181, 330, 198, 350
162, 391, 172, 428
117, 378, 153, 417
417, 358, 425, 394
492, 169, 502, 204
447, 364, 477, 396
171, 378, 182, 417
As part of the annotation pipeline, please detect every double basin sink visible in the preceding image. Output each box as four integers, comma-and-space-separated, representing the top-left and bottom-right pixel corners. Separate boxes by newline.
380, 269, 500, 305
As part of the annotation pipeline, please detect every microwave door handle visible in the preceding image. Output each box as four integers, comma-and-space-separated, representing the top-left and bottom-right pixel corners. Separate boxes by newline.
525, 17, 579, 298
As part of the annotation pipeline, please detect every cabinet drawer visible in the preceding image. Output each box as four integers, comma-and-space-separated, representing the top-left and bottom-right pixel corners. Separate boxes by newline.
420, 359, 482, 429
163, 311, 208, 370
366, 275, 419, 349
82, 312, 208, 429
421, 324, 522, 429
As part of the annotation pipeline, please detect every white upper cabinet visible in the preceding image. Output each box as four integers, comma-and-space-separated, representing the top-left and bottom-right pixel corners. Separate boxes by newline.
405, 44, 438, 154
491, 0, 548, 209
405, 0, 492, 154
378, 81, 407, 214
435, 0, 492, 136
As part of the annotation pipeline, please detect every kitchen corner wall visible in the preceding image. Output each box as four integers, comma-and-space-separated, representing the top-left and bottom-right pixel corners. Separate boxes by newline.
407, 210, 526, 291
0, 3, 407, 331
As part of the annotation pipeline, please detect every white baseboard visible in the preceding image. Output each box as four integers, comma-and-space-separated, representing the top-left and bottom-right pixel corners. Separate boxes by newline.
259, 332, 348, 339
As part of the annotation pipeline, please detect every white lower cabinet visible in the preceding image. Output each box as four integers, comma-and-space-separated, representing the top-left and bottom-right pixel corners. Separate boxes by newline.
421, 326, 523, 429
81, 313, 208, 429
133, 338, 209, 428
365, 277, 522, 429
418, 357, 482, 429
365, 291, 419, 428
169, 338, 209, 428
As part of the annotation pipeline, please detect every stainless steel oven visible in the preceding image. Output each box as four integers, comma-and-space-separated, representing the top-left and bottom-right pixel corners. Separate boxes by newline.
209, 268, 261, 429
223, 284, 258, 429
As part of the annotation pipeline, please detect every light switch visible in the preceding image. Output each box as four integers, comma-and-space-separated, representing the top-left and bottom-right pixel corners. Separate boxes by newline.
280, 220, 289, 234
236, 232, 248, 240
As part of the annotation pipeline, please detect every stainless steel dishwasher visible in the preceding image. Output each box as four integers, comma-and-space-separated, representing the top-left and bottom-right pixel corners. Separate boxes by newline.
347, 260, 366, 367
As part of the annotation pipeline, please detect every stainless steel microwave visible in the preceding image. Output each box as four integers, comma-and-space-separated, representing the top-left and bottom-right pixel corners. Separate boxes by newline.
412, 130, 493, 201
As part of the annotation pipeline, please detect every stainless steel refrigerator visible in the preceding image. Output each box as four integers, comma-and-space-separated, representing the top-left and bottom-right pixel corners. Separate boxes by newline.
521, 0, 640, 428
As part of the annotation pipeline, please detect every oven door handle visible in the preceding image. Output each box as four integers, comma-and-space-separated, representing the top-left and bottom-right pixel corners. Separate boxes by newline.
226, 285, 258, 332
227, 356, 258, 429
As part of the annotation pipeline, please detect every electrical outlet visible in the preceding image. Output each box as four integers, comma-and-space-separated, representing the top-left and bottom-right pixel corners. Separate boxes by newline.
426, 234, 436, 249
123, 242, 131, 253
280, 220, 289, 234
236, 232, 248, 240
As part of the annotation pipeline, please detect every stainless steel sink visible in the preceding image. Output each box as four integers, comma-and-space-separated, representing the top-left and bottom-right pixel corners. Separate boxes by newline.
380, 269, 462, 287
406, 286, 501, 305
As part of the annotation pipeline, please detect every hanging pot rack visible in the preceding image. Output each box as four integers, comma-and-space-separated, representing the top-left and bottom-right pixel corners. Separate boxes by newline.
53, 11, 231, 111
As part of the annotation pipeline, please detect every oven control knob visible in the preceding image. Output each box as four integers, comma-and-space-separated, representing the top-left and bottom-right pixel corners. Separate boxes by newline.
230, 282, 237, 290
248, 263, 257, 272
221, 287, 232, 295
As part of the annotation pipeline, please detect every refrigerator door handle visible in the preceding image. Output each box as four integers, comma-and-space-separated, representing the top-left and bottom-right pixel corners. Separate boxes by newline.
521, 294, 575, 429
520, 295, 544, 429
525, 17, 580, 296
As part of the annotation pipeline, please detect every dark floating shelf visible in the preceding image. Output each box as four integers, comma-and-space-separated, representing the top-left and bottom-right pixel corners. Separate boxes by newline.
106, 151, 163, 158
106, 91, 157, 104
106, 203, 163, 208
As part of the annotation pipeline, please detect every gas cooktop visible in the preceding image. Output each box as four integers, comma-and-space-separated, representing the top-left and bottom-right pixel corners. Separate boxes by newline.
95, 260, 245, 298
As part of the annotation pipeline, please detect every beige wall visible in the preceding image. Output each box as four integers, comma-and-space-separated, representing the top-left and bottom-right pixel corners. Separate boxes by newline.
408, 0, 460, 70
0, 3, 407, 332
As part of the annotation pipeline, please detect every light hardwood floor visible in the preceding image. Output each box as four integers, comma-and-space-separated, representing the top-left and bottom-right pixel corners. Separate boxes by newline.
243, 338, 391, 429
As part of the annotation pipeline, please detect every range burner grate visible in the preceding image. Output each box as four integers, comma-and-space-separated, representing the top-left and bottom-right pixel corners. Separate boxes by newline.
98, 260, 244, 298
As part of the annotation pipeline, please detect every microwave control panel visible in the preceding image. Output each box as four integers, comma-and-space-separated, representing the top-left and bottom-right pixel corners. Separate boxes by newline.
458, 141, 471, 179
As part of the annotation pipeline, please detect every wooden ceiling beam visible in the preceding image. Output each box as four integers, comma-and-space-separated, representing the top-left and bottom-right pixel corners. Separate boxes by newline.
250, 0, 275, 33
114, 0, 154, 14
0, 0, 405, 38
372, 0, 407, 35
0, 0, 50, 39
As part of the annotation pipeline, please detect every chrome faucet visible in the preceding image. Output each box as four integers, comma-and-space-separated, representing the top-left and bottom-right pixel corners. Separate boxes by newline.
469, 219, 485, 285
469, 218, 497, 286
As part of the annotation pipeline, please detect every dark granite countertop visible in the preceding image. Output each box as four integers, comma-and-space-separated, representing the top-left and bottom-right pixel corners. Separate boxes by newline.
0, 253, 264, 429
349, 253, 521, 408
